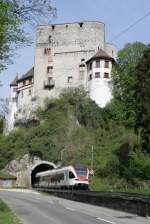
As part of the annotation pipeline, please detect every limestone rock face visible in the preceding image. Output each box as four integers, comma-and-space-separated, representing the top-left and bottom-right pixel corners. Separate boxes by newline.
3, 154, 42, 187
4, 154, 41, 173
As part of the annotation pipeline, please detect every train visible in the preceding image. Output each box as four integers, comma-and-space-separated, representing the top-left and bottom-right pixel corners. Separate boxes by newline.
35, 164, 89, 190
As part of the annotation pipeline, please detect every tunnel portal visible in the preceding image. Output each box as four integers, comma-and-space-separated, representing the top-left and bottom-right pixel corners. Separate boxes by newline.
31, 161, 56, 187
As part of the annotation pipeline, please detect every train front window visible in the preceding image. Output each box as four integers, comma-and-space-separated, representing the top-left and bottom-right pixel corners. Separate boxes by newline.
75, 166, 87, 177
69, 172, 75, 179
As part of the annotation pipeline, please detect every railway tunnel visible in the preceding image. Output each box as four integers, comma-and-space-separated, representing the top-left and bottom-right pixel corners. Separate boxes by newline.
31, 161, 56, 187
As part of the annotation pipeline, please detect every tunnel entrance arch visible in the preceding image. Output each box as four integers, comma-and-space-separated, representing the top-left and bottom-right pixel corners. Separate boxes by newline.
31, 161, 56, 187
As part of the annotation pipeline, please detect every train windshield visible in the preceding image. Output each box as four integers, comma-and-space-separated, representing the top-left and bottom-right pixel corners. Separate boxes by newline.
75, 165, 87, 177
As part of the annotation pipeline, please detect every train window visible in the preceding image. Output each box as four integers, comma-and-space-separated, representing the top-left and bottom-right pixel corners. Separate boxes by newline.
69, 172, 75, 179
51, 173, 64, 183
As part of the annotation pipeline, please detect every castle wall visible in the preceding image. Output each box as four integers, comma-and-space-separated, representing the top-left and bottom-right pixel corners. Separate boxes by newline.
105, 43, 117, 59
5, 87, 18, 132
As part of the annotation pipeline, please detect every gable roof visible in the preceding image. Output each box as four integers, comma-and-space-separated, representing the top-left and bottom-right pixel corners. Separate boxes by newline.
10, 76, 18, 87
17, 67, 34, 83
86, 48, 115, 63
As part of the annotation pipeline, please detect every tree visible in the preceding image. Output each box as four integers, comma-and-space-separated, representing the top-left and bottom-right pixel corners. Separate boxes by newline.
0, 116, 4, 134
0, 0, 56, 71
0, 98, 9, 117
134, 45, 150, 153
112, 42, 146, 128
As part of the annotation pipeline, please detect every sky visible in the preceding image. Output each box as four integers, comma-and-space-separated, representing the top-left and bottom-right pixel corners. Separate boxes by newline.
0, 0, 150, 99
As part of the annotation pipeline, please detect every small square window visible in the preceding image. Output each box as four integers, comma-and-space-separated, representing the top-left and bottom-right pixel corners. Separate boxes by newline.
105, 60, 109, 68
47, 66, 53, 73
95, 72, 100, 78
104, 73, 109, 79
29, 78, 32, 84
13, 88, 17, 92
67, 76, 73, 83
48, 77, 53, 82
95, 60, 100, 68
79, 22, 83, 28
52, 25, 55, 30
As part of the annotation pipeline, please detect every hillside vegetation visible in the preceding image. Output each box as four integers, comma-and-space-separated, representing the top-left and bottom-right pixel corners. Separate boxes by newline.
0, 42, 150, 189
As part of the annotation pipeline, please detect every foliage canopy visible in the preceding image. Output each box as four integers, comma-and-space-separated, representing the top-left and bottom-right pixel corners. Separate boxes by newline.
0, 0, 56, 71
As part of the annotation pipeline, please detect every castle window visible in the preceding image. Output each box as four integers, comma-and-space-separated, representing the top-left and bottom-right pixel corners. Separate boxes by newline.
48, 35, 52, 43
13, 88, 17, 92
67, 76, 73, 83
44, 48, 51, 55
104, 73, 109, 79
79, 22, 83, 28
95, 60, 100, 68
95, 72, 100, 78
89, 62, 92, 70
81, 58, 85, 62
52, 25, 55, 30
28, 89, 32, 95
112, 50, 114, 57
89, 74, 92, 81
23, 80, 26, 86
104, 60, 109, 68
48, 77, 53, 82
29, 78, 32, 84
47, 66, 53, 73
79, 64, 85, 72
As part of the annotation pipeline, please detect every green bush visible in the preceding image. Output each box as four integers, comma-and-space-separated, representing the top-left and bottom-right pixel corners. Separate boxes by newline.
0, 88, 149, 186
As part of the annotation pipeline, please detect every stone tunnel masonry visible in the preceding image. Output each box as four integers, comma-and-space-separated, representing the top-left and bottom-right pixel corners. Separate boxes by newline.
3, 154, 56, 188
31, 161, 56, 187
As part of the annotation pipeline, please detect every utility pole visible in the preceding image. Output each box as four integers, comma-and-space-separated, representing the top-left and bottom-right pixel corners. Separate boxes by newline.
91, 145, 94, 169
61, 149, 66, 161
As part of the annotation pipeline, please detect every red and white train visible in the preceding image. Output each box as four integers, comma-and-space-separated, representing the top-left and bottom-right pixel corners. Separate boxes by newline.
35, 164, 89, 190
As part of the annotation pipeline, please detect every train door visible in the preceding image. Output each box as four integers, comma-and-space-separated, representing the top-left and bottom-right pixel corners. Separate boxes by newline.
64, 171, 69, 187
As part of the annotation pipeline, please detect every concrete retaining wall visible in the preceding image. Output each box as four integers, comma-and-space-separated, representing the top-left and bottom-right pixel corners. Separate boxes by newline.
38, 189, 150, 217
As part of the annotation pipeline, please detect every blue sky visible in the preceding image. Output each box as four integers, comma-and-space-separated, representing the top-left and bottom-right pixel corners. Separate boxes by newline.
1, 0, 150, 98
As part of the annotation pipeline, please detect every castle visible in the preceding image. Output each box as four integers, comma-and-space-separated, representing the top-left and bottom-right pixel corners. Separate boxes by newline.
6, 21, 117, 132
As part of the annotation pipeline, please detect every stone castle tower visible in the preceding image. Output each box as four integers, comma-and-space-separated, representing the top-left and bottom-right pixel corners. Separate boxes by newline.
6, 21, 117, 132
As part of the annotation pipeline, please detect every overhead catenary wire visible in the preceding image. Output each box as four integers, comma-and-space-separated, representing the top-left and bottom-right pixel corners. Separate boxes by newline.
110, 11, 150, 42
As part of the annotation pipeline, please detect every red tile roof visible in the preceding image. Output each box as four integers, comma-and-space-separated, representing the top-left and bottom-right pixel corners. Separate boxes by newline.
86, 48, 115, 63
17, 67, 34, 83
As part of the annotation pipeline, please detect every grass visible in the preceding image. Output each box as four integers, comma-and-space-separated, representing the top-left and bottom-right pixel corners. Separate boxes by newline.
0, 199, 21, 224
90, 176, 150, 195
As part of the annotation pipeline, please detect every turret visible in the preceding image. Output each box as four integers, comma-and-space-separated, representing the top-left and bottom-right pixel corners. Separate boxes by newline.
86, 48, 115, 107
